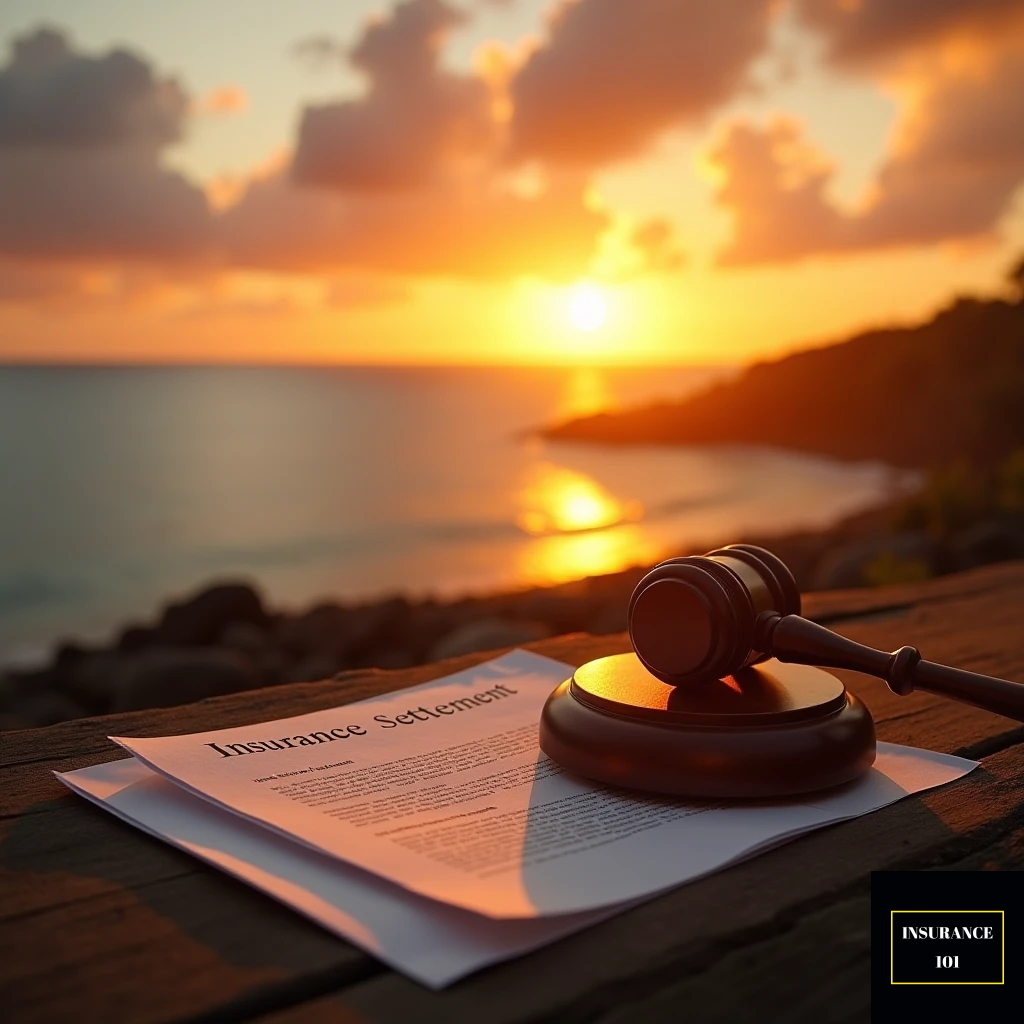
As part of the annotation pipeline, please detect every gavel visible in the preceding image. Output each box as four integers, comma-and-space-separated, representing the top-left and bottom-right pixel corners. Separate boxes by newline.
539, 543, 1024, 797
627, 544, 1024, 722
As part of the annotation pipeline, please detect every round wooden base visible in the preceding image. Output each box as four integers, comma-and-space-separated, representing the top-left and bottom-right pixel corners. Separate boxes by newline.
539, 653, 876, 798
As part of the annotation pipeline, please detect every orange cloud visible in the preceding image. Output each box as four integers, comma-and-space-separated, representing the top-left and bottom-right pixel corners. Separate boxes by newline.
711, 43, 1024, 265
0, 3, 713, 302
508, 0, 774, 165
629, 218, 685, 272
241, 0, 615, 279
292, 0, 495, 191
795, 0, 1024, 68
221, 167, 607, 279
194, 85, 248, 116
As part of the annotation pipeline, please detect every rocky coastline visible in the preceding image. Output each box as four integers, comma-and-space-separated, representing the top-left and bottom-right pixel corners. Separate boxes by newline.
3, 495, 1022, 732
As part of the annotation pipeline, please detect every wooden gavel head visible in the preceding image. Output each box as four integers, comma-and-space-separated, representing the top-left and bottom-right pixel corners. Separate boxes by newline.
628, 545, 802, 685
628, 544, 1024, 724
542, 542, 1024, 797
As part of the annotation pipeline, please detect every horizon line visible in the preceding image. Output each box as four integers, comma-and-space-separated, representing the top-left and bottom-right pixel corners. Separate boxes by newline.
0, 357, 737, 371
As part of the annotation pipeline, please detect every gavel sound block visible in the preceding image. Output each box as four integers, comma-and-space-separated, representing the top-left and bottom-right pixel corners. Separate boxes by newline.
539, 544, 1024, 798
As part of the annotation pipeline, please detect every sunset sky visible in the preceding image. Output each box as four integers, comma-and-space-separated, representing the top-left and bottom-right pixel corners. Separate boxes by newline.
1, 0, 1022, 365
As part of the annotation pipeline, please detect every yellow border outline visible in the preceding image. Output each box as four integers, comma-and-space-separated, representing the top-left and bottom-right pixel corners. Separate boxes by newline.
890, 910, 1005, 985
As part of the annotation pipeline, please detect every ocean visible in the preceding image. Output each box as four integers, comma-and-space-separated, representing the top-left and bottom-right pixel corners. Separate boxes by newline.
0, 365, 912, 664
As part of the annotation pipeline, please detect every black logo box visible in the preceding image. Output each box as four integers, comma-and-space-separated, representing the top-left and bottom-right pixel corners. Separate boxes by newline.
890, 910, 1004, 984
873, 870, 1021, 1016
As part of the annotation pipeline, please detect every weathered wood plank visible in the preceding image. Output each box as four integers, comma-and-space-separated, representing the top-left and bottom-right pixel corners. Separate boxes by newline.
2, 563, 1023, 1024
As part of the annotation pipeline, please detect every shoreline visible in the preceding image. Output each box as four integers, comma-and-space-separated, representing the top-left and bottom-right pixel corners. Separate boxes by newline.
4, 492, 1022, 732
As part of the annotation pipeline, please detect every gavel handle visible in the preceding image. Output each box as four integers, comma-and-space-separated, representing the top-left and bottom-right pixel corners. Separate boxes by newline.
757, 613, 1024, 723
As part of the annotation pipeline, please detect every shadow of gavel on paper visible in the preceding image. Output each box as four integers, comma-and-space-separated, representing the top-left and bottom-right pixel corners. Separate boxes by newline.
539, 544, 1024, 799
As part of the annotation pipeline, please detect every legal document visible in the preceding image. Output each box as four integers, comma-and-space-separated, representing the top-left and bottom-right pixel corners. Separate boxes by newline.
107, 650, 977, 919
58, 756, 628, 988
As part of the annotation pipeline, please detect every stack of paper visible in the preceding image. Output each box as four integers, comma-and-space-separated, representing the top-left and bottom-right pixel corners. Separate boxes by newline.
57, 650, 976, 988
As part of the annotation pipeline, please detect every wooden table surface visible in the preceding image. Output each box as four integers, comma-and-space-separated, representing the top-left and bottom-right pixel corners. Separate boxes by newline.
3, 562, 1024, 1024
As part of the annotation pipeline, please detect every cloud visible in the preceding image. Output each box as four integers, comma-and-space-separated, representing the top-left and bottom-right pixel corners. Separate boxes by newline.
0, 260, 84, 303
325, 275, 412, 307
629, 218, 685, 272
0, 148, 213, 261
245, 0, 615, 279
710, 50, 1024, 264
194, 85, 247, 116
222, 167, 607, 278
0, 26, 187, 149
508, 0, 773, 166
709, 118, 845, 265
0, 11, 669, 289
795, 0, 1024, 68
0, 28, 212, 263
292, 0, 495, 191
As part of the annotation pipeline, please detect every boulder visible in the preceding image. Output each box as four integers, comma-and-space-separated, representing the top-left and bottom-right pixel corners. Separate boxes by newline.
277, 596, 416, 666
154, 583, 267, 647
276, 603, 350, 660
284, 653, 343, 684
219, 619, 270, 656
429, 617, 550, 662
111, 647, 258, 712
117, 624, 156, 652
58, 651, 127, 714
15, 689, 87, 727
509, 588, 595, 635
811, 533, 938, 591
949, 518, 1024, 572
367, 648, 417, 671
345, 596, 413, 659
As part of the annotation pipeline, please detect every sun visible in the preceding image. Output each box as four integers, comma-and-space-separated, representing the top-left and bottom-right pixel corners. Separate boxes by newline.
567, 282, 607, 331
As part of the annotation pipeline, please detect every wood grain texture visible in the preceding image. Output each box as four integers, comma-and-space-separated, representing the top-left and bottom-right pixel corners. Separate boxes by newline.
2, 562, 1024, 1024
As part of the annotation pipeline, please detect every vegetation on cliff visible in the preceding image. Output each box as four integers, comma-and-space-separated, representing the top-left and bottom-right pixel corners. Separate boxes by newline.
546, 283, 1024, 470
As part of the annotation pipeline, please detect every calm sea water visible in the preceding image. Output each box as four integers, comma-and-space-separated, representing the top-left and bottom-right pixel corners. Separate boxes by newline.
0, 365, 912, 663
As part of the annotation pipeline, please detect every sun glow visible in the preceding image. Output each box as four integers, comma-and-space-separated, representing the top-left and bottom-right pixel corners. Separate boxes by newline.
567, 282, 608, 331
516, 463, 642, 535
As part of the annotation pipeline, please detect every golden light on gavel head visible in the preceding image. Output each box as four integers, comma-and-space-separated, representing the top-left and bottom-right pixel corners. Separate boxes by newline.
539, 545, 1024, 798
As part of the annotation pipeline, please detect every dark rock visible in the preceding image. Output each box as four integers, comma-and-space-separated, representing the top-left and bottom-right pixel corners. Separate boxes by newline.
154, 583, 267, 647
511, 587, 595, 635
949, 518, 1024, 571
348, 596, 414, 658
15, 689, 87, 727
219, 619, 269, 656
430, 617, 550, 662
278, 596, 418, 666
366, 649, 416, 671
811, 533, 937, 591
284, 653, 343, 684
55, 651, 129, 714
117, 624, 156, 652
54, 641, 91, 669
276, 603, 350, 660
388, 601, 460, 662
111, 647, 258, 712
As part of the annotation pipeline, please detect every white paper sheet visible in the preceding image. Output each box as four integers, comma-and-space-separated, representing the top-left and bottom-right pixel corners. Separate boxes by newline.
108, 650, 978, 919
56, 756, 627, 989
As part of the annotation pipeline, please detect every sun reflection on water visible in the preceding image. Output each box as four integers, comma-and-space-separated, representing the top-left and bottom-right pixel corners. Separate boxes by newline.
517, 523, 660, 587
516, 462, 642, 535
514, 462, 655, 585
